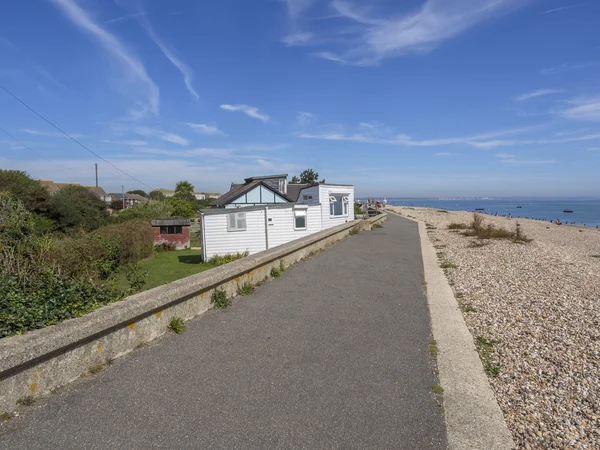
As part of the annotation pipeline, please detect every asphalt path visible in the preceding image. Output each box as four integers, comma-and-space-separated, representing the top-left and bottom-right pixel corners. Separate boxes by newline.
1, 214, 447, 449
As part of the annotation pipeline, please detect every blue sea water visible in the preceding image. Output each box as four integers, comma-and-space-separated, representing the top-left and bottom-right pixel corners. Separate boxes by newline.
379, 198, 600, 228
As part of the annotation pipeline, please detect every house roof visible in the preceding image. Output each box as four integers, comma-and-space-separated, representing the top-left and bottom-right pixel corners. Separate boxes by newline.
108, 193, 146, 200
211, 180, 293, 207
55, 182, 80, 189
151, 218, 190, 226
244, 174, 288, 183
287, 183, 309, 201
83, 186, 107, 197
39, 180, 60, 194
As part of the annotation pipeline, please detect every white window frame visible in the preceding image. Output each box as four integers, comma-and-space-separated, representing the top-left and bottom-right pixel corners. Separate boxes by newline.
329, 194, 349, 217
227, 211, 247, 232
293, 208, 307, 230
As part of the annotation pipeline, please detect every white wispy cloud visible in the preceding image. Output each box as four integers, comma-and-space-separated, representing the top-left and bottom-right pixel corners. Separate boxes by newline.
299, 125, 534, 147
470, 133, 600, 148
496, 153, 515, 158
541, 62, 599, 75
515, 89, 565, 101
220, 104, 270, 122
186, 148, 233, 158
435, 152, 454, 156
296, 111, 315, 126
101, 139, 148, 146
560, 98, 600, 121
587, 147, 600, 151
296, 0, 531, 65
500, 158, 557, 165
133, 126, 189, 145
539, 4, 586, 15
50, 0, 159, 117
20, 128, 83, 139
282, 0, 316, 19
106, 12, 147, 24
141, 18, 199, 102
282, 32, 314, 46
186, 123, 227, 136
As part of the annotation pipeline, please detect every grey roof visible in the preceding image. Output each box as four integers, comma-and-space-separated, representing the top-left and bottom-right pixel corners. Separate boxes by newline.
211, 180, 294, 207
287, 183, 309, 201
243, 174, 288, 183
151, 218, 191, 226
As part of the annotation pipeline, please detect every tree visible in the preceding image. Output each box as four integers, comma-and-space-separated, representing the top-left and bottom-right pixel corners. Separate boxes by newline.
0, 170, 51, 214
174, 181, 195, 202
127, 190, 147, 198
0, 193, 34, 244
110, 199, 124, 211
148, 190, 166, 201
49, 186, 108, 233
116, 200, 172, 222
165, 197, 196, 218
299, 169, 319, 184
290, 176, 300, 184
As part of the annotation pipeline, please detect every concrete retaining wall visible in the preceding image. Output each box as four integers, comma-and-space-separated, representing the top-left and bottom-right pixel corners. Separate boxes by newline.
0, 213, 386, 411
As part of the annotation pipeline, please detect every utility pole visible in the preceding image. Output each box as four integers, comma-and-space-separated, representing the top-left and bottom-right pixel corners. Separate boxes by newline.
122, 184, 125, 210
95, 163, 98, 188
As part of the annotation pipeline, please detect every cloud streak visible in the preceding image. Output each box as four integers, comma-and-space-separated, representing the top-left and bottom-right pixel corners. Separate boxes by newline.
50, 0, 159, 116
133, 126, 189, 145
220, 104, 270, 122
560, 98, 600, 122
515, 89, 565, 101
187, 123, 227, 136
292, 0, 530, 65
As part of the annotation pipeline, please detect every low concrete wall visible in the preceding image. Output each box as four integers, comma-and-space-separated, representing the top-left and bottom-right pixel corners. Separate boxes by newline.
0, 213, 386, 411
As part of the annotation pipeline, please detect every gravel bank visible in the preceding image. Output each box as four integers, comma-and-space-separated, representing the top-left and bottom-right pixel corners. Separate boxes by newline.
389, 207, 600, 449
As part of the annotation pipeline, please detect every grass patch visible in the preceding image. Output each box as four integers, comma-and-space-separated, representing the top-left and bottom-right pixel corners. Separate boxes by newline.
238, 281, 255, 296
0, 411, 12, 422
460, 214, 533, 243
475, 336, 502, 377
167, 317, 186, 334
431, 385, 444, 395
208, 251, 249, 266
270, 267, 281, 278
115, 249, 213, 292
429, 339, 438, 359
426, 223, 437, 230
448, 223, 469, 230
87, 361, 111, 375
440, 262, 458, 269
190, 236, 201, 247
349, 225, 361, 235
16, 395, 35, 406
460, 303, 476, 313
468, 240, 489, 248
211, 288, 230, 309
372, 223, 383, 229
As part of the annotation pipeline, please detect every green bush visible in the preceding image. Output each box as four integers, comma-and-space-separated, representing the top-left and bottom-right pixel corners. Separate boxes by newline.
48, 185, 108, 233
93, 220, 154, 264
0, 170, 51, 215
115, 200, 172, 223
211, 288, 230, 309
155, 242, 177, 252
0, 271, 123, 338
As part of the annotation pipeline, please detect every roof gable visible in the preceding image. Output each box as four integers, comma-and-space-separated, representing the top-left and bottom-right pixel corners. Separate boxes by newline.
211, 180, 293, 207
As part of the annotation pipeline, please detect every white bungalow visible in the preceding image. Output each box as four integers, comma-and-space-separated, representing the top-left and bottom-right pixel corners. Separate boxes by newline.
200, 176, 354, 260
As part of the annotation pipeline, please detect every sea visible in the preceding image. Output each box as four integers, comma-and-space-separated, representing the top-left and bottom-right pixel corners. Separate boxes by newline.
369, 198, 600, 228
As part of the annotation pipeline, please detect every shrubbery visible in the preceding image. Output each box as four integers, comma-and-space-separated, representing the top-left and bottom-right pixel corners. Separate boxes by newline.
207, 251, 249, 266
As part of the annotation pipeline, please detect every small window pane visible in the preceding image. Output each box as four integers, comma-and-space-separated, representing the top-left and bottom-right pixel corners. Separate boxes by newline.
160, 226, 168, 234
295, 216, 306, 229
175, 226, 182, 234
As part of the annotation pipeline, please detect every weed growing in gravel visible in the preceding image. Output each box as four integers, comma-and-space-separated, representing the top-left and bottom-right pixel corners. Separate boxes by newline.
168, 317, 186, 333
0, 412, 12, 422
88, 361, 111, 375
591, 255, 600, 258
455, 292, 464, 298
270, 267, 281, 278
448, 223, 469, 230
468, 241, 489, 248
426, 223, 437, 230
440, 263, 458, 269
372, 223, 383, 229
437, 210, 449, 214
211, 288, 230, 309
431, 385, 444, 395
16, 395, 35, 406
429, 339, 438, 359
238, 281, 255, 296
460, 214, 532, 243
475, 336, 502, 377
460, 303, 477, 313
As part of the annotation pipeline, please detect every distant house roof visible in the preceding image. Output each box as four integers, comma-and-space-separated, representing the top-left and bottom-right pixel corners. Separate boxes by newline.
287, 183, 309, 202
39, 180, 60, 194
157, 189, 175, 194
83, 186, 107, 198
55, 182, 80, 189
243, 174, 288, 183
108, 193, 147, 200
211, 180, 293, 207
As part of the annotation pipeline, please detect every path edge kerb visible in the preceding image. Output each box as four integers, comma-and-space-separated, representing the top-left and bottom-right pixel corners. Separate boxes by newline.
0, 213, 386, 411
392, 211, 515, 450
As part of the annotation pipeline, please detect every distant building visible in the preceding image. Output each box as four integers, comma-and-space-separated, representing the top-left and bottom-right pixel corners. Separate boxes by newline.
151, 218, 190, 250
106, 192, 147, 208
39, 180, 107, 201
157, 189, 220, 200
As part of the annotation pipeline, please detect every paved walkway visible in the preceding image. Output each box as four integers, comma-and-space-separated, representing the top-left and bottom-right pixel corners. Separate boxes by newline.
1, 215, 447, 449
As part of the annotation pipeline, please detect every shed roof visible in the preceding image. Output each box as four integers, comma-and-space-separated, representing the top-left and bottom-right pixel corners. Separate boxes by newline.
244, 174, 288, 183
151, 218, 191, 226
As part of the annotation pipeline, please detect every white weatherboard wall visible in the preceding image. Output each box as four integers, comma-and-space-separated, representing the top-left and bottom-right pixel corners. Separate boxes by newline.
267, 205, 322, 248
202, 208, 266, 258
318, 185, 354, 229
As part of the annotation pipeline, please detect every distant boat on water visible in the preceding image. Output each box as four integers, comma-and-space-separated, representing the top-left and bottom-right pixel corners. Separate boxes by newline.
564, 210, 574, 213
516, 206, 523, 209
475, 208, 485, 211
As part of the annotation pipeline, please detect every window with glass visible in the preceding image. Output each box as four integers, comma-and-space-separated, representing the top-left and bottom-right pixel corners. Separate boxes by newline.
227, 212, 247, 231
329, 195, 349, 217
159, 225, 183, 235
294, 209, 307, 230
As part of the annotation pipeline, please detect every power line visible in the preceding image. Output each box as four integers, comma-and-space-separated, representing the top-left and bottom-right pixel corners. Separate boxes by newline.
0, 84, 155, 191
0, 125, 72, 169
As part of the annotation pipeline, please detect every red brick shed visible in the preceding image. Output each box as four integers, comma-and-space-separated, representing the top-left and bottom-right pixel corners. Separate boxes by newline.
151, 218, 191, 250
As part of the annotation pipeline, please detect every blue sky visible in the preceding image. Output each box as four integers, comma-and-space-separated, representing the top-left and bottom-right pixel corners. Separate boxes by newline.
0, 0, 599, 198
